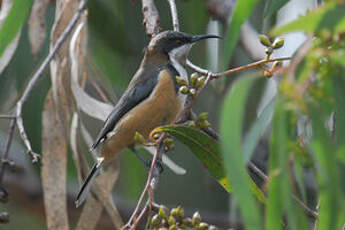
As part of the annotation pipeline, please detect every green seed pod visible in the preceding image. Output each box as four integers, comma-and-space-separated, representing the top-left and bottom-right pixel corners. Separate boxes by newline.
159, 206, 168, 220
190, 72, 199, 86
272, 60, 283, 70
176, 205, 184, 218
272, 37, 285, 49
195, 76, 206, 89
264, 70, 273, 78
198, 222, 209, 230
182, 217, 193, 227
259, 34, 272, 47
168, 216, 176, 225
179, 85, 189, 94
265, 47, 273, 56
192, 212, 201, 226
189, 88, 197, 97
151, 214, 161, 227
134, 132, 146, 144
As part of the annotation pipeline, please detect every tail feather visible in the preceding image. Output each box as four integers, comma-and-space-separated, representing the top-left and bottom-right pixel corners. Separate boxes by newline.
75, 157, 104, 207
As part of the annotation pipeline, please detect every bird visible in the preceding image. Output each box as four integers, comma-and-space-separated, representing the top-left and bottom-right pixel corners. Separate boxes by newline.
75, 30, 220, 207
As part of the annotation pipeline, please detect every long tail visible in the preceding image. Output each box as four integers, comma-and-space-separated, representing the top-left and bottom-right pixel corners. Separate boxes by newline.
75, 157, 104, 207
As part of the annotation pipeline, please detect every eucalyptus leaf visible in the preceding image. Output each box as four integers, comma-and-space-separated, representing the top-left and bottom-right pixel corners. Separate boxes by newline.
0, 0, 33, 57
271, 3, 345, 36
264, 0, 290, 18
152, 125, 266, 203
223, 0, 257, 67
243, 96, 276, 163
220, 76, 262, 229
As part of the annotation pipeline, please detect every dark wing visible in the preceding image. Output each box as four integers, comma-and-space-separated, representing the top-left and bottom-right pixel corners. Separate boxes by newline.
90, 72, 158, 150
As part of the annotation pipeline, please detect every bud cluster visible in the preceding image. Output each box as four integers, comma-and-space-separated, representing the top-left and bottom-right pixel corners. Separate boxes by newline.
259, 34, 285, 58
151, 205, 217, 230
176, 73, 206, 98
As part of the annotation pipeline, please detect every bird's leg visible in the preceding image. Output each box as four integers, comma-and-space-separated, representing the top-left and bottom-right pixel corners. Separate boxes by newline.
129, 146, 151, 168
129, 146, 164, 173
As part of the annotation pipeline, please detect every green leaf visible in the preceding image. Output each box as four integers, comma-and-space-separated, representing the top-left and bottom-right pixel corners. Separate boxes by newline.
152, 125, 266, 203
271, 3, 345, 36
266, 99, 288, 230
310, 105, 341, 230
243, 96, 277, 163
333, 76, 345, 147
264, 0, 290, 18
220, 76, 262, 230
0, 0, 33, 57
223, 0, 257, 67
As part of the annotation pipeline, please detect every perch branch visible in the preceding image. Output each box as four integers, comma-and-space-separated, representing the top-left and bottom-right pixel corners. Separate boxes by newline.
141, 0, 161, 36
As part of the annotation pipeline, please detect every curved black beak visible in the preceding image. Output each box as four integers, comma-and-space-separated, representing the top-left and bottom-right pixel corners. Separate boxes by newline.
191, 34, 222, 43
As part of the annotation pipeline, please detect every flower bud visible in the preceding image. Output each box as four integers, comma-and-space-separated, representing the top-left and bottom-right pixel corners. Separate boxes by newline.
192, 212, 201, 226
195, 76, 206, 89
176, 205, 184, 218
189, 88, 196, 97
182, 217, 193, 227
168, 225, 177, 230
197, 112, 208, 122
265, 47, 273, 56
264, 70, 273, 78
168, 216, 176, 225
272, 60, 283, 70
176, 76, 188, 86
199, 222, 209, 230
190, 73, 199, 86
151, 214, 160, 227
259, 34, 272, 47
179, 85, 189, 94
272, 37, 285, 49
159, 206, 168, 219
134, 132, 146, 144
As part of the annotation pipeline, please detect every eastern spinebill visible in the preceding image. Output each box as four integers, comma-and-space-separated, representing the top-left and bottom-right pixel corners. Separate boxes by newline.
75, 30, 220, 207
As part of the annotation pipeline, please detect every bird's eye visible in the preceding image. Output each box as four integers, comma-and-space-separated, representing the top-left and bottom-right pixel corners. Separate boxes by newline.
176, 39, 183, 45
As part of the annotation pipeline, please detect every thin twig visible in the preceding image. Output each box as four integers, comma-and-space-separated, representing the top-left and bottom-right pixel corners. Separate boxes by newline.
0, 119, 16, 183
167, 0, 179, 31
0, 115, 16, 119
122, 138, 166, 229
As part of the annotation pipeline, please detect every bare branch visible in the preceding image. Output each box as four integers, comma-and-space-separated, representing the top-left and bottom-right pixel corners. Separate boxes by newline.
0, 119, 16, 183
167, 0, 179, 31
141, 0, 161, 37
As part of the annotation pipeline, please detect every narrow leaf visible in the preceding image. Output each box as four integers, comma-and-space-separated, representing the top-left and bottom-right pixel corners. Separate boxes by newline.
220, 76, 262, 229
264, 0, 290, 18
271, 3, 345, 36
223, 0, 257, 66
0, 0, 33, 57
310, 105, 341, 230
266, 99, 288, 230
243, 96, 276, 163
42, 91, 69, 229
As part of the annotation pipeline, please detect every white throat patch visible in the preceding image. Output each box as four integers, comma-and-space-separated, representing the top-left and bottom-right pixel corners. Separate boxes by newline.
168, 44, 191, 107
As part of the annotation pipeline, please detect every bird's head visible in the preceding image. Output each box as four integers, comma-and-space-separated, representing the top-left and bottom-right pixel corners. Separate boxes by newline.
146, 31, 220, 64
